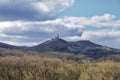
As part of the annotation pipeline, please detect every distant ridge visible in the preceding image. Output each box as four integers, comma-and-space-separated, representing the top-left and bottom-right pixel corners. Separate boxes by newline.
30, 36, 120, 59
0, 42, 28, 50
0, 42, 19, 49
0, 36, 120, 59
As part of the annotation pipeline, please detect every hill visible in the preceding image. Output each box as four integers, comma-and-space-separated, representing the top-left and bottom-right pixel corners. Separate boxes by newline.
0, 36, 120, 59
0, 42, 19, 49
31, 37, 69, 52
30, 36, 120, 59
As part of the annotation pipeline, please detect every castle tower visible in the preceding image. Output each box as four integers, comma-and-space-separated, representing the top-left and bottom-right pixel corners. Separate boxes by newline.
51, 35, 60, 41
56, 34, 59, 39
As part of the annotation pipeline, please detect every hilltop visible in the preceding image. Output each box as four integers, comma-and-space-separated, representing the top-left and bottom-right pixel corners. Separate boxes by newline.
30, 36, 120, 59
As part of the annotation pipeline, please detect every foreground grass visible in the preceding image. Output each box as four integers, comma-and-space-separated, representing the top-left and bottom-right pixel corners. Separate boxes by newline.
79, 62, 120, 80
0, 56, 120, 80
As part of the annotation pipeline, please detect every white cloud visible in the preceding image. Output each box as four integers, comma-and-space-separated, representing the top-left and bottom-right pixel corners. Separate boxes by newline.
60, 14, 120, 29
91, 14, 116, 22
65, 30, 120, 48
33, 0, 74, 13
0, 13, 120, 48
0, 19, 82, 46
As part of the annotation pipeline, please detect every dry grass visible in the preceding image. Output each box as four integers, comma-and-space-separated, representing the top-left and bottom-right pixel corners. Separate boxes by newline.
0, 56, 120, 80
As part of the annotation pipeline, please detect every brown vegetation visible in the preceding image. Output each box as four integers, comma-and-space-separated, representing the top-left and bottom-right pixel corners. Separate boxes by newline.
0, 56, 80, 80
0, 56, 120, 80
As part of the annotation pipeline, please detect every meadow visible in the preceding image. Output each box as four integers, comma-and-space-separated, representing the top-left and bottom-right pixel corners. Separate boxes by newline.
0, 56, 120, 80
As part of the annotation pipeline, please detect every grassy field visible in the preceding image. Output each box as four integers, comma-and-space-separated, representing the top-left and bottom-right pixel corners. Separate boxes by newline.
0, 56, 120, 80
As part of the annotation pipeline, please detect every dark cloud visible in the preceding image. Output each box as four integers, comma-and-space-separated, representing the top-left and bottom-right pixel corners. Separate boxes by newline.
0, 0, 74, 21
1, 24, 81, 39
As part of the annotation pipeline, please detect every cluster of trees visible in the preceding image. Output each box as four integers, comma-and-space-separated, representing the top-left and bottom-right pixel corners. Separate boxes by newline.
0, 56, 120, 80
1, 48, 120, 62
100, 54, 120, 62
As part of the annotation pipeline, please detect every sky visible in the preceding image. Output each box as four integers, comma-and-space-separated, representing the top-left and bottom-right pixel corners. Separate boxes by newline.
0, 0, 120, 48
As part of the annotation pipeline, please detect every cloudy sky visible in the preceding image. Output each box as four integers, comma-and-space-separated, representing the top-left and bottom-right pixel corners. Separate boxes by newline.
0, 0, 120, 48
